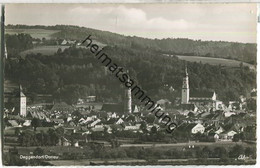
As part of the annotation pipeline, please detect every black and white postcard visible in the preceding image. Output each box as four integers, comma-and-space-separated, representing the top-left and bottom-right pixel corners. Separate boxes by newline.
0, 2, 257, 166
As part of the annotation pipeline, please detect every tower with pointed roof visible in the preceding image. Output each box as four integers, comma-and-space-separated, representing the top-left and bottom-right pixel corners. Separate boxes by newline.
19, 85, 27, 117
181, 66, 189, 104
124, 70, 132, 114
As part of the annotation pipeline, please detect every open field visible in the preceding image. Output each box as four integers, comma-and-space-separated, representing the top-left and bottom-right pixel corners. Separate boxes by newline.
176, 55, 255, 70
20, 45, 70, 56
20, 45, 89, 56
47, 158, 255, 166
4, 139, 254, 151
120, 141, 255, 149
4, 139, 255, 165
5, 29, 60, 40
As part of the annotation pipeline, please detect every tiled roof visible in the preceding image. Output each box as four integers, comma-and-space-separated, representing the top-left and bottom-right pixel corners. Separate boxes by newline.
8, 120, 19, 127
190, 91, 215, 98
101, 104, 138, 113
91, 127, 104, 132
51, 118, 64, 123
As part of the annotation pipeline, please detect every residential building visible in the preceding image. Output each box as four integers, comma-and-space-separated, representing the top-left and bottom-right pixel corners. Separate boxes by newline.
219, 130, 237, 141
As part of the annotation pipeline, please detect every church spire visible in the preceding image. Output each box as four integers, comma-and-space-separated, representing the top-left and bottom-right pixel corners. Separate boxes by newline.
181, 65, 189, 104
124, 70, 132, 114
19, 85, 25, 97
185, 65, 188, 77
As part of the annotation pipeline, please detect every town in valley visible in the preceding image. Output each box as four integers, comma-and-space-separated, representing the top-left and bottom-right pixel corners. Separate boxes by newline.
2, 7, 257, 165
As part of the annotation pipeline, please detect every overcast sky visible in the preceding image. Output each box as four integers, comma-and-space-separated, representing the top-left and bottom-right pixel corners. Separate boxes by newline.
5, 3, 257, 43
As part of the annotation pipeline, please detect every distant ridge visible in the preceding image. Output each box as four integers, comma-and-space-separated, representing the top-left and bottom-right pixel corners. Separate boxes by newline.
6, 24, 257, 64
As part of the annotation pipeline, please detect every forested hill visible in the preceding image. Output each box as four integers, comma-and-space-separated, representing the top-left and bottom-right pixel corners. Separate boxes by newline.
5, 44, 256, 105
5, 24, 256, 105
6, 24, 256, 64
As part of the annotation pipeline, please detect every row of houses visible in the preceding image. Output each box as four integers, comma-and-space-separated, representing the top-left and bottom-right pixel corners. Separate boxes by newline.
4, 92, 256, 147
178, 122, 239, 141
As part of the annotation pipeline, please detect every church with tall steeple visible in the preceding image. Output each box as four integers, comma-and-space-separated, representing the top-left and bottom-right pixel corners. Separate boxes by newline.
4, 84, 27, 117
181, 66, 223, 111
19, 85, 27, 117
181, 66, 189, 104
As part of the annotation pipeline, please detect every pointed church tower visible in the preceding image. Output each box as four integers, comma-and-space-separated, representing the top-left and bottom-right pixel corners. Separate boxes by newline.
181, 66, 189, 104
19, 85, 27, 117
125, 86, 132, 114
124, 70, 132, 114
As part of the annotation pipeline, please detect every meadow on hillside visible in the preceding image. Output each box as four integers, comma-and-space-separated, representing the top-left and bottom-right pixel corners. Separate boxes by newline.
5, 29, 60, 40
176, 55, 255, 70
